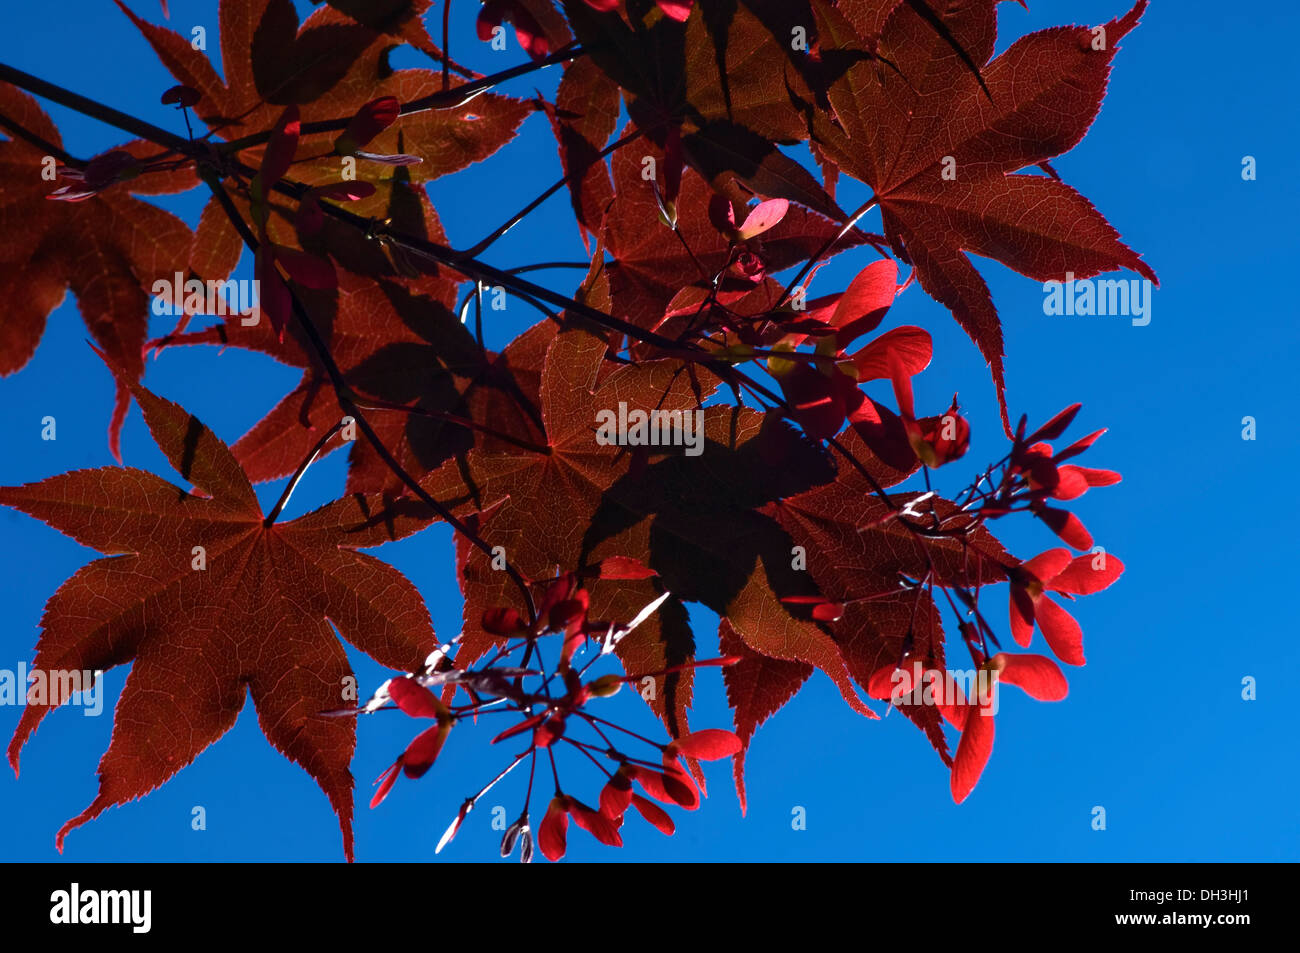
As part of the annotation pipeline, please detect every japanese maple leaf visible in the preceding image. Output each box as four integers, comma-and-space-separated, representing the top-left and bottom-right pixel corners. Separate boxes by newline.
119, 0, 528, 173
116, 0, 377, 127
119, 0, 530, 251
0, 83, 193, 457
0, 377, 442, 859
603, 138, 861, 334
585, 425, 913, 798
812, 0, 1157, 431
116, 0, 417, 124
587, 406, 883, 735
443, 326, 716, 737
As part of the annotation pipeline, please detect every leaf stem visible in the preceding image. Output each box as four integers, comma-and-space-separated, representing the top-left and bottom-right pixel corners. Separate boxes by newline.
264, 422, 344, 526
506, 261, 592, 274
460, 128, 642, 257
442, 0, 453, 92
780, 196, 880, 306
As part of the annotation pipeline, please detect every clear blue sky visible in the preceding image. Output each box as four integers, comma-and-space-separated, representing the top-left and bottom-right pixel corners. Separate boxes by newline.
0, 0, 1295, 862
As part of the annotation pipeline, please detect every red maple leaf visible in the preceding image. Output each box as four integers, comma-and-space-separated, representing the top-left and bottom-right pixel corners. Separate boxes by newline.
0, 83, 193, 457
813, 0, 1158, 430
119, 0, 531, 274
444, 326, 714, 738
0, 374, 442, 858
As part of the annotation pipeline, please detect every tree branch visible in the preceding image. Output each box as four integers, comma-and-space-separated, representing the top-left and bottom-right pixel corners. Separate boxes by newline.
215, 45, 588, 153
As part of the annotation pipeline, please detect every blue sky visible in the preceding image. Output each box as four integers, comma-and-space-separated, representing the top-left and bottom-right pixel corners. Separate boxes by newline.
0, 0, 1295, 862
